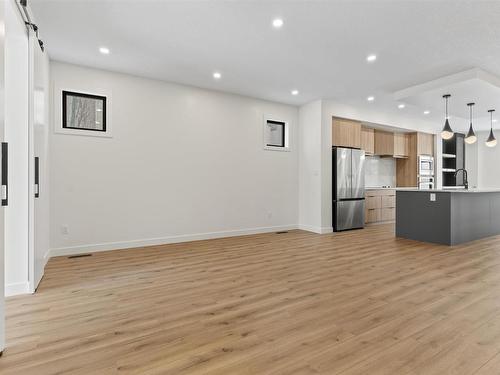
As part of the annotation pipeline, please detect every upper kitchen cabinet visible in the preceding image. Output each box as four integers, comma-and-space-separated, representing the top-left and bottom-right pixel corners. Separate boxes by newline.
374, 130, 393, 156
332, 117, 361, 148
417, 132, 434, 156
360, 126, 374, 155
374, 130, 408, 158
393, 133, 409, 158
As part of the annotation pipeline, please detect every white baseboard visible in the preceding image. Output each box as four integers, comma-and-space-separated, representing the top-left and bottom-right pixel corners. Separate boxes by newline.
319, 227, 334, 234
298, 225, 333, 234
5, 281, 30, 297
43, 249, 50, 266
49, 224, 300, 257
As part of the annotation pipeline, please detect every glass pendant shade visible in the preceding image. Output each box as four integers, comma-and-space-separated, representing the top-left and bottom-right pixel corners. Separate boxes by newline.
486, 129, 497, 147
464, 103, 477, 144
441, 119, 454, 140
441, 94, 453, 139
464, 124, 477, 144
486, 109, 497, 147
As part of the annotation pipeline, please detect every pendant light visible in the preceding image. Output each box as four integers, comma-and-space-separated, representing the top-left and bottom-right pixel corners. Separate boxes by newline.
441, 94, 454, 140
486, 109, 497, 147
464, 102, 477, 144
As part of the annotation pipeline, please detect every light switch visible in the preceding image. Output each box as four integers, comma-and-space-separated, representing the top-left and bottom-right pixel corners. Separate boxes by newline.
430, 193, 436, 202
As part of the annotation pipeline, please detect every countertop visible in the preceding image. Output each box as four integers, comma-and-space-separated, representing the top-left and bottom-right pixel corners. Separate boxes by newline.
365, 187, 396, 190
396, 188, 500, 193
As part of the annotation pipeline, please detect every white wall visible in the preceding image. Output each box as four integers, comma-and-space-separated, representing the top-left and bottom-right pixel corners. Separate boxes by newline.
49, 62, 299, 255
298, 100, 323, 233
476, 131, 500, 188
5, 0, 29, 296
465, 140, 478, 188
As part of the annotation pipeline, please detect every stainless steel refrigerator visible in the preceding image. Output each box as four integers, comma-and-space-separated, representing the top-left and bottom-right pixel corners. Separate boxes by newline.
333, 147, 365, 231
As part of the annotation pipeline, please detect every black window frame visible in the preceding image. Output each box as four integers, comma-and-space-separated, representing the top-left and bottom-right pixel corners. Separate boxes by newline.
265, 120, 286, 148
62, 90, 107, 132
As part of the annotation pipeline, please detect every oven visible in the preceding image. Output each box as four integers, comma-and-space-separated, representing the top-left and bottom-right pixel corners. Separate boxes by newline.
418, 176, 434, 190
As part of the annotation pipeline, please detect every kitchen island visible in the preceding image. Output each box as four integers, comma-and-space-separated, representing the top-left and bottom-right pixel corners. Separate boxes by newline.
396, 189, 500, 245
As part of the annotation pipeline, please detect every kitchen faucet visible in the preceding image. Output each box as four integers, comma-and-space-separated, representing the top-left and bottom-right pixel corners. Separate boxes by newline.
454, 168, 468, 190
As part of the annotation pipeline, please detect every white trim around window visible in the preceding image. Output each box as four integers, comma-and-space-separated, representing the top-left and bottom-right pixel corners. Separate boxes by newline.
53, 83, 113, 138
263, 115, 290, 152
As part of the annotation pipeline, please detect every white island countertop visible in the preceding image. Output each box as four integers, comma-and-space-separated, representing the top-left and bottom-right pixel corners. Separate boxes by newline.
396, 188, 500, 193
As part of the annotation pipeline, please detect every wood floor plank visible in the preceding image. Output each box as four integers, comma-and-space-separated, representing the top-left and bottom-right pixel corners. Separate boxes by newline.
1, 224, 500, 374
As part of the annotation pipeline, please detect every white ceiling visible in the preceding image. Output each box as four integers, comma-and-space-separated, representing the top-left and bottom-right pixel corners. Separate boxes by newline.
30, 0, 500, 132
395, 69, 500, 130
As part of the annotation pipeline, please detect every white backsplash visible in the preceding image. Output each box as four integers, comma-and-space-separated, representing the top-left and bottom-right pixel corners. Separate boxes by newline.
365, 155, 396, 187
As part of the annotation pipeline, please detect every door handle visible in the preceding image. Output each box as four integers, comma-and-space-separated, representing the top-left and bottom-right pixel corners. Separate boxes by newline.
34, 156, 39, 198
2, 142, 7, 206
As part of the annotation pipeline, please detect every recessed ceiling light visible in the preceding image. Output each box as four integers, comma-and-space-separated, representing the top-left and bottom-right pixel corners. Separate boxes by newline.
398, 104, 405, 109
99, 47, 110, 55
366, 54, 377, 62
272, 18, 284, 28
213, 72, 221, 80
367, 96, 375, 102
424, 110, 430, 115
291, 89, 299, 96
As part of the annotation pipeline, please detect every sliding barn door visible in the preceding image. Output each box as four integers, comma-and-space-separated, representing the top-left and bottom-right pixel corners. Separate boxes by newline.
29, 27, 49, 291
0, 1, 6, 354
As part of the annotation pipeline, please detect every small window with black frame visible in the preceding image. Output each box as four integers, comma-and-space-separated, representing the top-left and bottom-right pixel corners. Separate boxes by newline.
265, 119, 286, 148
62, 91, 107, 132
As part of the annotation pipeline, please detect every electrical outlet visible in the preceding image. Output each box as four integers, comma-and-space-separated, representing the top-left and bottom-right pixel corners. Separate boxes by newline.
430, 193, 436, 202
61, 225, 69, 235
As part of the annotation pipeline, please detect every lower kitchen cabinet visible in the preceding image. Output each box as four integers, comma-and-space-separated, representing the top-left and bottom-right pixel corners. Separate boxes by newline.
381, 207, 396, 221
361, 126, 375, 155
366, 207, 381, 222
365, 189, 396, 224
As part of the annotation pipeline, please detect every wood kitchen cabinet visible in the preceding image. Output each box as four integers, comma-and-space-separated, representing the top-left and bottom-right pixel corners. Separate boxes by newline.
374, 130, 408, 158
332, 117, 361, 148
365, 189, 396, 224
417, 132, 434, 156
393, 133, 409, 158
396, 131, 435, 187
380, 207, 396, 222
374, 130, 394, 156
361, 127, 375, 155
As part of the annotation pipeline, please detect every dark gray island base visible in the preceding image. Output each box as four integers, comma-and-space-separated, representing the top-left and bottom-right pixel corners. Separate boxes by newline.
396, 189, 500, 245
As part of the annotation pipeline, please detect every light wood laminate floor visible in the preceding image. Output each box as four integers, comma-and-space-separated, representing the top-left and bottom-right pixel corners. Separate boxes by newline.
2, 224, 500, 374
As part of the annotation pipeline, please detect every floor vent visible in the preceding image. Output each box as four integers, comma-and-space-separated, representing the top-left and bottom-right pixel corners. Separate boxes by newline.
276, 231, 289, 234
68, 254, 92, 259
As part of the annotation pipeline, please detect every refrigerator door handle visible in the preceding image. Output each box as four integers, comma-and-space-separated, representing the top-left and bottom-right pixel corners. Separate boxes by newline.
351, 148, 366, 199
